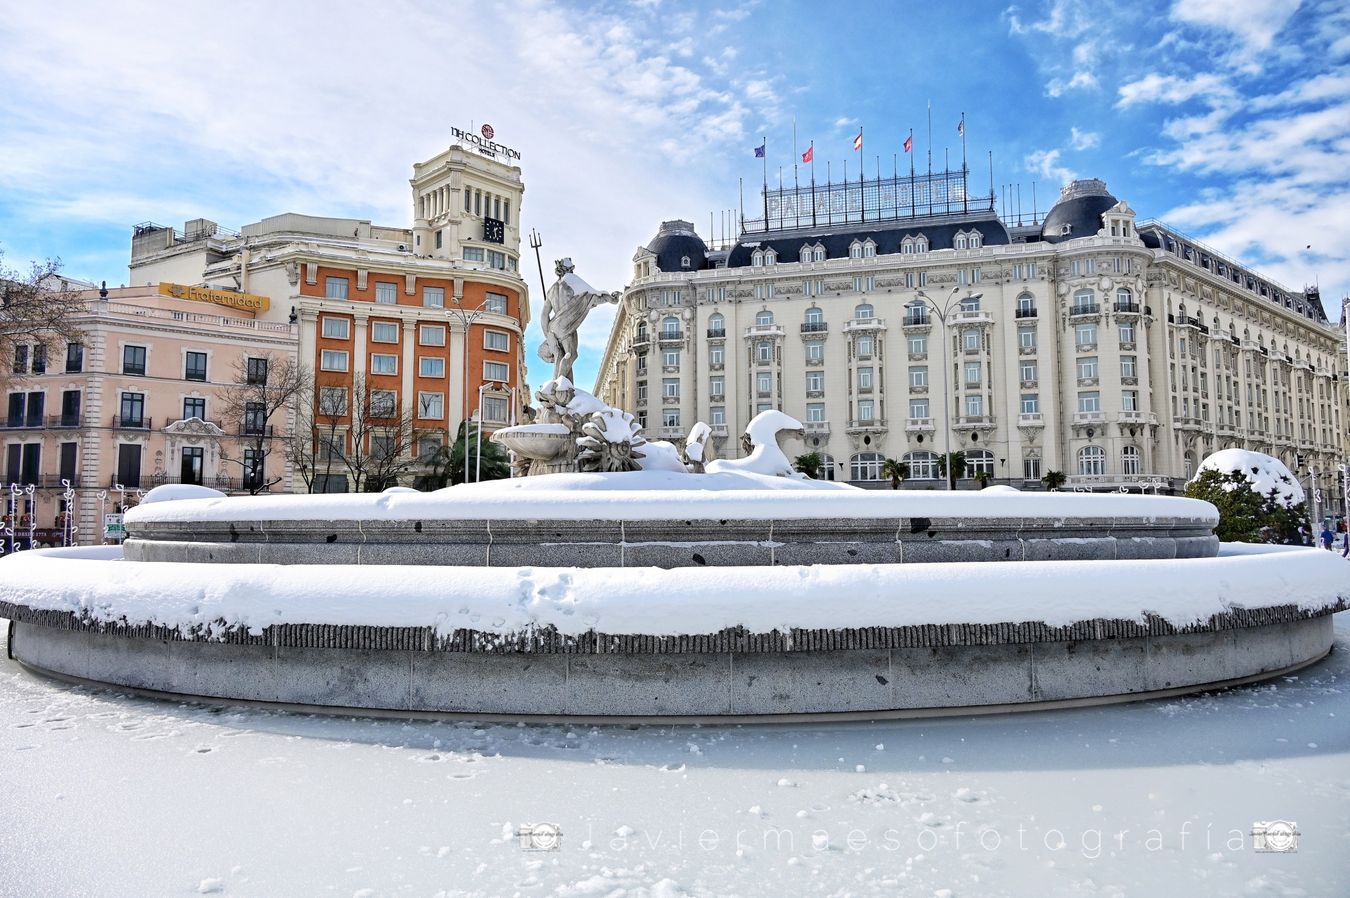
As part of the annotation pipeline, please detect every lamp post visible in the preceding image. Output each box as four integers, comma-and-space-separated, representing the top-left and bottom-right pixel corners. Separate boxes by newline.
914, 287, 982, 490
446, 296, 490, 484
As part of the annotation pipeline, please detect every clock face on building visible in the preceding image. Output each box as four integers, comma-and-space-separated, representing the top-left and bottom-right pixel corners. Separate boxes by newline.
483, 217, 505, 244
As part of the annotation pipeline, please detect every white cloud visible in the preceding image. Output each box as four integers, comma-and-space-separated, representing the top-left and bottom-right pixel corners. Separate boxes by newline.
833, 117, 858, 129
1116, 72, 1232, 108
1170, 0, 1300, 53
1025, 149, 1076, 185
1069, 128, 1101, 150
1047, 70, 1099, 96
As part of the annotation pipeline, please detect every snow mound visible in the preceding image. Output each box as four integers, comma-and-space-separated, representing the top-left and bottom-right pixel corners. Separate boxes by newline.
140, 485, 227, 504
1194, 449, 1304, 505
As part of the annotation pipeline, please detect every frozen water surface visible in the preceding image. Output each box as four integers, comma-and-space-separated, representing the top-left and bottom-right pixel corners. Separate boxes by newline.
1, 615, 1347, 896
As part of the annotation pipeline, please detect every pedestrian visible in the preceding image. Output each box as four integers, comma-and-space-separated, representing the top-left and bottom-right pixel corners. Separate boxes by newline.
1320, 524, 1335, 550
1342, 529, 1349, 559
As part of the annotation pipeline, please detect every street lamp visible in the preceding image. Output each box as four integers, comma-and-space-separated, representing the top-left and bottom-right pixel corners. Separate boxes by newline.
474, 381, 506, 482
914, 287, 982, 490
446, 296, 491, 483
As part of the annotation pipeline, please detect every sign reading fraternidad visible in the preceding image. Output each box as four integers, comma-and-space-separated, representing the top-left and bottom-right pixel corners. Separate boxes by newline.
451, 124, 522, 161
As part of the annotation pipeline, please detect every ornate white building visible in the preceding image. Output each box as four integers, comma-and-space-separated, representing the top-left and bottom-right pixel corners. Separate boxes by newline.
596, 178, 1345, 502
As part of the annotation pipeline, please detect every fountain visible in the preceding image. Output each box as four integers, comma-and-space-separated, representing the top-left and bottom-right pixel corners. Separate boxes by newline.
0, 258, 1345, 722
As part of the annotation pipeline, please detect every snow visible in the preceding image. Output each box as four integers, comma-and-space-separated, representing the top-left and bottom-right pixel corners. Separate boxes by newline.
139, 484, 227, 504
705, 410, 804, 478
0, 543, 1340, 639
124, 470, 1218, 524
1195, 448, 1305, 505
1, 612, 1347, 895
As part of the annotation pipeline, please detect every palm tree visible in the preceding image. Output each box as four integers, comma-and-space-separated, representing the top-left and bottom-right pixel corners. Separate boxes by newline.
425, 421, 511, 487
794, 452, 823, 479
1041, 469, 1067, 491
880, 458, 909, 490
937, 451, 967, 489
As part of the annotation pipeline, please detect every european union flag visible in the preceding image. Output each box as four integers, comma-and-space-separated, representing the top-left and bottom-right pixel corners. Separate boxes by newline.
754, 142, 765, 158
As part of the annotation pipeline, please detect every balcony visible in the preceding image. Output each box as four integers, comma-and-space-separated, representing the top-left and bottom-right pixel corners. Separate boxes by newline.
1014, 308, 1037, 319
657, 329, 683, 343
709, 362, 724, 371
842, 317, 886, 333
799, 322, 828, 334
1173, 415, 1203, 431
1117, 411, 1156, 426
950, 309, 993, 326
710, 424, 729, 438
2, 416, 44, 430
1075, 342, 1097, 353
952, 415, 997, 432
1019, 379, 1037, 389
112, 415, 152, 430
46, 414, 82, 429
1068, 303, 1100, 318
905, 417, 936, 433
755, 390, 773, 399
743, 323, 785, 338
1072, 411, 1106, 426
705, 328, 726, 339
803, 420, 831, 436
1017, 412, 1044, 427
662, 395, 680, 405
902, 315, 931, 330
854, 350, 874, 361
846, 418, 887, 433
631, 334, 650, 348
658, 425, 684, 440
1114, 302, 1141, 314
238, 424, 275, 438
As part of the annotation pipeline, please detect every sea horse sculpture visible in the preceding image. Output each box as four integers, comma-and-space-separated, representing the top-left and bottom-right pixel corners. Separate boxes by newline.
705, 410, 806, 478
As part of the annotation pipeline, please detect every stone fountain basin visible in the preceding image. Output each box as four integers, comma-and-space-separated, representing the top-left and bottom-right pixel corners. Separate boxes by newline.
490, 423, 571, 460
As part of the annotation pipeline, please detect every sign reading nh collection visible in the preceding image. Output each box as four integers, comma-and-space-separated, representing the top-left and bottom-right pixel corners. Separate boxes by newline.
451, 125, 522, 161
159, 282, 270, 312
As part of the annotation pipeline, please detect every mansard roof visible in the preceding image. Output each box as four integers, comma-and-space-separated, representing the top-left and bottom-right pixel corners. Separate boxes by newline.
725, 215, 1010, 268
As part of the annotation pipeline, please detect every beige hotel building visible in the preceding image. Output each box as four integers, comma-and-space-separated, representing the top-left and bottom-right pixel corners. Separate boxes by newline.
597, 177, 1345, 504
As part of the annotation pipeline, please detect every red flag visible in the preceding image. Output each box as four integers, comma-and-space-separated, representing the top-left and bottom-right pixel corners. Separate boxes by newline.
802, 146, 813, 163
853, 131, 863, 151
903, 134, 913, 153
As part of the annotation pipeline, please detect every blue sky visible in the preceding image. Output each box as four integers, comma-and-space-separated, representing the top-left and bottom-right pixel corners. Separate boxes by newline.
1, 0, 1346, 390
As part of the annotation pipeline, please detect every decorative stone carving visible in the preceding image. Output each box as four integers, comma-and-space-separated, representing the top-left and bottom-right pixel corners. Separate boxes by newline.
539, 258, 620, 384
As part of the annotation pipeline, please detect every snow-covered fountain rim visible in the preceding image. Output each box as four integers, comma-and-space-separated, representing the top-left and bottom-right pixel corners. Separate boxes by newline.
124, 475, 1219, 524
1, 543, 1339, 640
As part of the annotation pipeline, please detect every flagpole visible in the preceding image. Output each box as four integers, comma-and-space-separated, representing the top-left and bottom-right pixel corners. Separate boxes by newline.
761, 135, 768, 233
859, 127, 865, 223
827, 161, 832, 226
961, 112, 968, 214
793, 120, 800, 229
909, 128, 916, 219
810, 141, 816, 228
988, 150, 994, 209
926, 100, 933, 216
739, 178, 744, 235
843, 157, 849, 224
944, 147, 949, 214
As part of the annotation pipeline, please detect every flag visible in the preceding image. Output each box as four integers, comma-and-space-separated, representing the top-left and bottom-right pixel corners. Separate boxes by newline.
754, 141, 765, 158
957, 119, 965, 137
903, 134, 913, 153
802, 145, 813, 163
853, 131, 863, 151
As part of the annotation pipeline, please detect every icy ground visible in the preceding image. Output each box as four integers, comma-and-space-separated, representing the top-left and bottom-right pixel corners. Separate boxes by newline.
1, 617, 1347, 897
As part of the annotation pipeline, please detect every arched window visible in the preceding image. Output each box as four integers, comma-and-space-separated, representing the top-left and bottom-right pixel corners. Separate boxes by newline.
1116, 287, 1132, 309
661, 316, 680, 338
752, 250, 764, 267
1017, 292, 1035, 315
915, 234, 929, 253
708, 313, 724, 333
905, 301, 928, 325
901, 238, 915, 255
904, 451, 939, 480
1073, 289, 1095, 312
954, 232, 968, 250
804, 307, 823, 325
1183, 451, 1195, 480
862, 240, 876, 258
853, 303, 874, 320
1078, 445, 1106, 476
799, 245, 813, 263
755, 310, 774, 326
969, 230, 982, 249
959, 296, 980, 312
851, 452, 885, 481
635, 323, 648, 341
966, 449, 994, 475
764, 248, 777, 265
849, 241, 863, 259
818, 453, 836, 481
1121, 446, 1141, 475
813, 245, 826, 262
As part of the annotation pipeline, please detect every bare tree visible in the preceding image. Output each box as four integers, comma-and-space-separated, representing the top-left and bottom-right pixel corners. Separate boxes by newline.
306, 374, 420, 493
284, 385, 320, 494
0, 250, 88, 392
217, 353, 312, 494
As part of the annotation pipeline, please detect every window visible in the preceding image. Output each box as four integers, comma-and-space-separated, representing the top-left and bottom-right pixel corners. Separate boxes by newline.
58, 390, 79, 426
965, 361, 981, 385
1121, 446, 1141, 475
485, 293, 508, 314
756, 341, 773, 363
965, 394, 984, 416
123, 345, 146, 376
370, 354, 398, 375
184, 351, 207, 382
242, 448, 263, 489
375, 282, 398, 305
371, 322, 399, 343
484, 361, 510, 381
7, 391, 43, 427
325, 277, 349, 299
1119, 321, 1136, 343
1077, 357, 1098, 380
65, 343, 83, 373
183, 397, 206, 421
856, 335, 874, 357
959, 296, 980, 313
247, 357, 268, 385
910, 398, 929, 418
1021, 394, 1039, 414
1075, 323, 1097, 348
857, 399, 875, 421
487, 250, 507, 270
244, 401, 267, 435
908, 334, 927, 354
12, 344, 28, 374
804, 307, 824, 326
806, 370, 825, 393
963, 330, 980, 351
119, 392, 145, 427
116, 444, 142, 488
662, 316, 681, 338
909, 366, 928, 388
434, 230, 443, 250
482, 396, 508, 422
708, 313, 726, 335
663, 350, 680, 368
636, 383, 648, 403
417, 437, 443, 462
463, 247, 484, 262
1023, 456, 1041, 480
857, 367, 874, 390
484, 330, 509, 351
321, 350, 349, 372
1122, 390, 1139, 411
805, 341, 824, 362
1078, 445, 1106, 476
419, 357, 445, 377
904, 451, 939, 480
1072, 288, 1094, 313
806, 402, 825, 422
423, 286, 444, 308
663, 409, 681, 428
417, 392, 444, 419
1078, 391, 1101, 413
420, 324, 445, 346
1018, 328, 1037, 349
851, 452, 884, 481
1121, 356, 1137, 378
756, 310, 774, 326
709, 376, 724, 397
1019, 361, 1037, 383
756, 372, 772, 394
854, 303, 874, 320
663, 378, 680, 398
710, 407, 725, 425
369, 390, 397, 418
319, 387, 348, 416
1017, 293, 1035, 315
322, 317, 350, 339
966, 450, 994, 476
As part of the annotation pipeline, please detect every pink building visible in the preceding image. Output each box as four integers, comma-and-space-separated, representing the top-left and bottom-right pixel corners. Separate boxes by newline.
3, 284, 295, 544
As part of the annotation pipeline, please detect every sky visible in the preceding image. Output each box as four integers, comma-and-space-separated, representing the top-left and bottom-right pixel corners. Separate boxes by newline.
1, 0, 1347, 391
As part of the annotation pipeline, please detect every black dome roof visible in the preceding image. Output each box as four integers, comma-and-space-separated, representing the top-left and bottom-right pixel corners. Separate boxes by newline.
647, 220, 707, 272
1041, 179, 1118, 244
